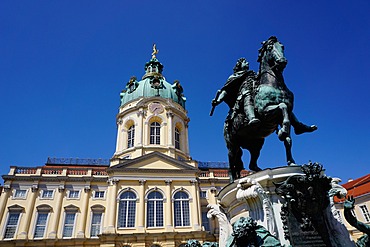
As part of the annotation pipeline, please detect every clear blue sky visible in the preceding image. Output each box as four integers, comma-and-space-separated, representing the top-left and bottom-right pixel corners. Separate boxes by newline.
1, 1, 369, 183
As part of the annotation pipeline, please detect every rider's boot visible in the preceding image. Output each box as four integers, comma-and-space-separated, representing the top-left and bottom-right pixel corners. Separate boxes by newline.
245, 105, 260, 126
293, 122, 318, 135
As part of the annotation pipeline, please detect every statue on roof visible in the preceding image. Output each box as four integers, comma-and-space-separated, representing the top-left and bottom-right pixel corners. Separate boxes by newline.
152, 43, 159, 59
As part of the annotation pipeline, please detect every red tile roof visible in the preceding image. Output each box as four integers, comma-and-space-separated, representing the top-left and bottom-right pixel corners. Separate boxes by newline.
335, 174, 370, 203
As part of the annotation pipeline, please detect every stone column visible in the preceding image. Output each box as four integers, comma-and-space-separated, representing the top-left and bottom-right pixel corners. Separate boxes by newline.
0, 186, 11, 224
115, 118, 123, 153
137, 109, 145, 147
167, 112, 174, 147
48, 185, 65, 238
18, 185, 38, 239
184, 122, 190, 156
190, 180, 200, 230
137, 179, 146, 232
104, 179, 118, 234
76, 185, 91, 238
164, 180, 173, 230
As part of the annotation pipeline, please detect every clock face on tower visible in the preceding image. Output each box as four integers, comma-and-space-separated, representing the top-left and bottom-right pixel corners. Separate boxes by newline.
149, 102, 164, 114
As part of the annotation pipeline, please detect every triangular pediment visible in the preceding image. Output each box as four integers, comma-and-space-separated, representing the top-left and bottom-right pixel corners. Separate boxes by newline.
109, 152, 198, 172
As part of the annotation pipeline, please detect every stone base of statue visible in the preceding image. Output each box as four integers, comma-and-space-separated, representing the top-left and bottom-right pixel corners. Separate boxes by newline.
207, 164, 356, 247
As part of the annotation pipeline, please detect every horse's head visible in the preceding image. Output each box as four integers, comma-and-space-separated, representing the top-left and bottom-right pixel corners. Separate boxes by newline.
258, 36, 287, 72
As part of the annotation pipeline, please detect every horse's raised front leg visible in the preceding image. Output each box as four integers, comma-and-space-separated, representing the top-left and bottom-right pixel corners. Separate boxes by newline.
277, 103, 291, 141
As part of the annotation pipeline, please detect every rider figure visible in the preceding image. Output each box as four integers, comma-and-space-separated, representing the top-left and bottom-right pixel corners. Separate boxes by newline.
212, 58, 260, 127
211, 58, 317, 136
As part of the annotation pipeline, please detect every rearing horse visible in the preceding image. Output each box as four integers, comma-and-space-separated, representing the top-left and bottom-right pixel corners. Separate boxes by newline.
223, 36, 297, 181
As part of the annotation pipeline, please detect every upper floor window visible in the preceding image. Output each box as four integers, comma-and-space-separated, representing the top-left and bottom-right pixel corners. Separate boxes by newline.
175, 127, 180, 149
200, 190, 207, 199
94, 191, 105, 199
4, 211, 21, 239
14, 189, 27, 199
68, 190, 80, 199
127, 125, 135, 148
150, 122, 161, 145
41, 190, 54, 199
118, 191, 136, 228
34, 212, 49, 238
360, 205, 370, 222
173, 191, 190, 227
147, 191, 164, 228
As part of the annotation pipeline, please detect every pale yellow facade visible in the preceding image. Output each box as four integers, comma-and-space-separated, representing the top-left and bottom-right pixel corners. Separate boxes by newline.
0, 53, 234, 247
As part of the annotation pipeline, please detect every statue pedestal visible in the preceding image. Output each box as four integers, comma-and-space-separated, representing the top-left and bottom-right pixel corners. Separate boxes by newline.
209, 165, 355, 247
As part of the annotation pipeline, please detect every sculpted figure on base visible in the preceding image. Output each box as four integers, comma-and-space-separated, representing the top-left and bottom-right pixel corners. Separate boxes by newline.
226, 217, 282, 247
344, 196, 370, 247
211, 36, 317, 181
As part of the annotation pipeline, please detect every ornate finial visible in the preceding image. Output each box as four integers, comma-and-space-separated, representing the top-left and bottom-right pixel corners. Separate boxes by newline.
152, 44, 159, 59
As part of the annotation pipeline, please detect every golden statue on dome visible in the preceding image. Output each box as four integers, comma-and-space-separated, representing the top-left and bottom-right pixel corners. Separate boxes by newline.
152, 44, 159, 59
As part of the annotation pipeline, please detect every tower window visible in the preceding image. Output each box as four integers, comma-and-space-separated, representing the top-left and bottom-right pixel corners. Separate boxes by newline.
173, 191, 190, 227
175, 127, 180, 149
118, 191, 136, 228
127, 125, 135, 148
150, 122, 161, 145
147, 191, 164, 228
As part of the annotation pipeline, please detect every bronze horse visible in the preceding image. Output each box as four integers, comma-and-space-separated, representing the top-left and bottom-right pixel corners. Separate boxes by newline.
212, 36, 316, 181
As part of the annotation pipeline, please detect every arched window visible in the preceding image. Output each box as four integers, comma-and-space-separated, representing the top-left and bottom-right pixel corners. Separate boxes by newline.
150, 122, 161, 145
147, 191, 163, 227
173, 191, 190, 227
175, 127, 180, 149
127, 125, 135, 148
118, 191, 136, 228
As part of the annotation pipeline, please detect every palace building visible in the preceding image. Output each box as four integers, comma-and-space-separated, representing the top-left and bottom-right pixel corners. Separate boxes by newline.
0, 47, 247, 247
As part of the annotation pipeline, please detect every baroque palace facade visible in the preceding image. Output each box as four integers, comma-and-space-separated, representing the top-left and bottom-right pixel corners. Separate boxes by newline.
0, 48, 248, 247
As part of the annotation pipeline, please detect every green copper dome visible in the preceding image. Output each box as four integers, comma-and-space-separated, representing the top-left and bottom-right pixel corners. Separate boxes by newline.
120, 50, 186, 109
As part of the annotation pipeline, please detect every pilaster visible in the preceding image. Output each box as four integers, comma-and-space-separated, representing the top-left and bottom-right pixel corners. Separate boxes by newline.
165, 180, 173, 230
137, 179, 146, 232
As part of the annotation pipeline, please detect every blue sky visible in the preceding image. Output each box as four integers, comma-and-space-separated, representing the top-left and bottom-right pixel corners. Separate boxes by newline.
0, 1, 369, 183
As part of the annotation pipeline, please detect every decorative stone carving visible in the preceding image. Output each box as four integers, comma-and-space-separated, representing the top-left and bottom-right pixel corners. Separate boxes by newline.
236, 177, 277, 237
207, 204, 232, 247
275, 162, 354, 246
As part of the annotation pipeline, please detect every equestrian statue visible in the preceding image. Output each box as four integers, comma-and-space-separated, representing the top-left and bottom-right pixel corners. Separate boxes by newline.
211, 36, 317, 181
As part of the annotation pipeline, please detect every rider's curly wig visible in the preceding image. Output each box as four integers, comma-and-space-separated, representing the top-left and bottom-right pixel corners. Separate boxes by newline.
233, 58, 248, 73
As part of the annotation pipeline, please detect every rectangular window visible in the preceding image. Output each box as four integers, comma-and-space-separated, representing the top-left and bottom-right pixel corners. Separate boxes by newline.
200, 190, 207, 198
68, 190, 80, 199
90, 212, 102, 237
63, 212, 76, 238
34, 212, 48, 238
4, 212, 20, 239
14, 189, 27, 199
41, 190, 54, 199
201, 212, 210, 231
94, 191, 105, 199
360, 205, 370, 222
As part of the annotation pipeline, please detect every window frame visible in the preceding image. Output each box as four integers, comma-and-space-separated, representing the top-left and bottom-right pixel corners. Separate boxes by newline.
146, 191, 164, 228
90, 211, 103, 238
62, 211, 77, 238
173, 191, 190, 227
150, 122, 161, 145
175, 127, 180, 149
359, 204, 370, 222
3, 210, 22, 239
68, 190, 80, 199
127, 125, 135, 148
41, 189, 54, 199
118, 191, 137, 228
13, 189, 27, 199
33, 211, 49, 239
93, 191, 106, 199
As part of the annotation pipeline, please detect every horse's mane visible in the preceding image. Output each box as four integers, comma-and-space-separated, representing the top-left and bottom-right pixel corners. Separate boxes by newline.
257, 36, 278, 63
